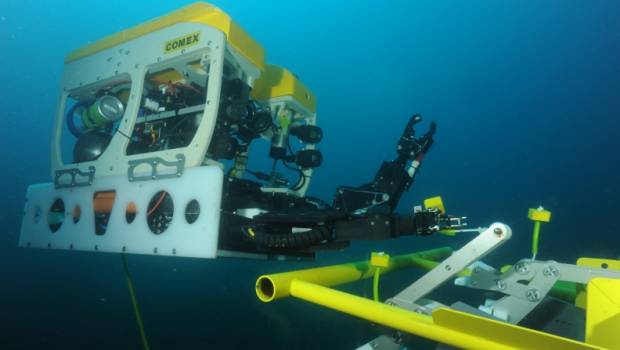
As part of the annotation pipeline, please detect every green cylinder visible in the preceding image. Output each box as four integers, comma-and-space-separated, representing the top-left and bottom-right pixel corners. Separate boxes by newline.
83, 95, 125, 128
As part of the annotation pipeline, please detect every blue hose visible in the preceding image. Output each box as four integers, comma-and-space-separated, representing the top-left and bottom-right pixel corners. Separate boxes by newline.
66, 100, 92, 137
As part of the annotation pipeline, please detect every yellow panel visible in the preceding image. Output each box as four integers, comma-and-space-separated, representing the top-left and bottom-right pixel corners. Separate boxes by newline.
576, 286, 588, 309
528, 207, 551, 222
585, 278, 620, 349
251, 64, 317, 113
576, 258, 620, 309
578, 258, 620, 271
432, 308, 601, 350
424, 196, 445, 214
65, 2, 264, 70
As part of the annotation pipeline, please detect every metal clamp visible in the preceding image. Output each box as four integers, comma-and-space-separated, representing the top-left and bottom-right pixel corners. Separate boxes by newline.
127, 154, 185, 182
54, 166, 96, 188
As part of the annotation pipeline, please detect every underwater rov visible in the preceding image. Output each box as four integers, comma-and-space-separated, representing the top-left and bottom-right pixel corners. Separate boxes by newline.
20, 2, 449, 260
18, 2, 620, 350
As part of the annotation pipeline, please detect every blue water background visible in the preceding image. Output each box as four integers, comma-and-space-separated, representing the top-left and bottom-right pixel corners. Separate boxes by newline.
0, 1, 619, 348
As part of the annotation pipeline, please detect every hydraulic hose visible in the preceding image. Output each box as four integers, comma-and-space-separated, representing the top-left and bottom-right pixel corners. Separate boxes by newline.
247, 226, 331, 249
66, 100, 90, 137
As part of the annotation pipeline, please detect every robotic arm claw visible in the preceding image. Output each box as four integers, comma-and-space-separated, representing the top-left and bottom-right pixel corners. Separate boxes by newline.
230, 115, 451, 254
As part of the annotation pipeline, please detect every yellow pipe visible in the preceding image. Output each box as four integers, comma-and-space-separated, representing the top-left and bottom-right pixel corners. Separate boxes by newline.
289, 279, 601, 350
256, 247, 452, 302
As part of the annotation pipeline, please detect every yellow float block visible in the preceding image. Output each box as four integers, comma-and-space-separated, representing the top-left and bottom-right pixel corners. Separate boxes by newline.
424, 196, 446, 214
528, 207, 551, 222
251, 64, 317, 113
65, 2, 265, 70
370, 252, 390, 268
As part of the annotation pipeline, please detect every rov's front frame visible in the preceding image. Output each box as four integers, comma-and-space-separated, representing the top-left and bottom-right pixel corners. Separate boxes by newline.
52, 22, 233, 178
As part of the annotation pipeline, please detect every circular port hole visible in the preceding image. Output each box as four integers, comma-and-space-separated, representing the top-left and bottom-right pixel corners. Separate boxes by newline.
48, 198, 65, 233
185, 199, 200, 224
72, 205, 81, 224
147, 191, 173, 234
126, 202, 137, 224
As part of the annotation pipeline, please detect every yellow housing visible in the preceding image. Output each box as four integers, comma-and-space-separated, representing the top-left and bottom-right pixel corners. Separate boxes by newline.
251, 64, 317, 113
65, 2, 265, 70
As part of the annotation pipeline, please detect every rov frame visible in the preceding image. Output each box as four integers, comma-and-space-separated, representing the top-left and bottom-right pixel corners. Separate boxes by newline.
21, 3, 317, 259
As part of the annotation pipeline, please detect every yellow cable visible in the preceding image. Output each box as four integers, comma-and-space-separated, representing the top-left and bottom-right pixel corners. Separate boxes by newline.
121, 254, 151, 350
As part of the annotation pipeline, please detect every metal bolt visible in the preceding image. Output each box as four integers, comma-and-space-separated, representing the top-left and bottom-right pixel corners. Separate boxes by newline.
526, 288, 541, 302
515, 262, 529, 274
393, 331, 403, 344
543, 265, 559, 277
493, 227, 503, 235
495, 279, 506, 290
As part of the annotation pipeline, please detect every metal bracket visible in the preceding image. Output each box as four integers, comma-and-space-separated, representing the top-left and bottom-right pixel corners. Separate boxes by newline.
127, 154, 185, 182
356, 335, 402, 350
54, 166, 96, 189
456, 259, 620, 324
457, 260, 560, 323
553, 261, 620, 283
387, 223, 512, 310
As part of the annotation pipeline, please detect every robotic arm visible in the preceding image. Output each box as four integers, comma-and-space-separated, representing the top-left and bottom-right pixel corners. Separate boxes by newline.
224, 115, 460, 255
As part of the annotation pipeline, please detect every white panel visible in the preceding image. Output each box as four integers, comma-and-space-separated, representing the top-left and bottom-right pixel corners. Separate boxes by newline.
19, 166, 223, 259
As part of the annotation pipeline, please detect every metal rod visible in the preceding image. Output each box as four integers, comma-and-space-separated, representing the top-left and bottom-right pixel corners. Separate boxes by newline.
256, 247, 453, 302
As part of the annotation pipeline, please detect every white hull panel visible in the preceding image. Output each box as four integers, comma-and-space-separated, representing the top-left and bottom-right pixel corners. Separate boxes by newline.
19, 166, 223, 258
